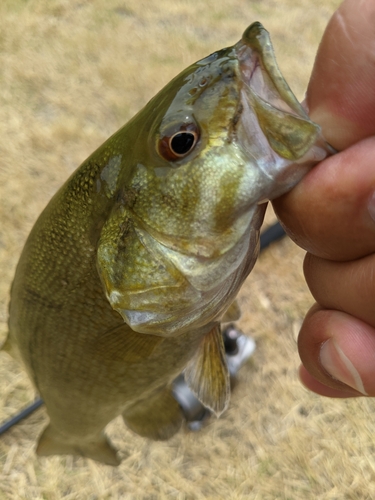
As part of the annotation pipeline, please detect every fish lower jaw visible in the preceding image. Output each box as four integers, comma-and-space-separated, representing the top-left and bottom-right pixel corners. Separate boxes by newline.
118, 308, 178, 335
117, 307, 213, 336
113, 285, 236, 337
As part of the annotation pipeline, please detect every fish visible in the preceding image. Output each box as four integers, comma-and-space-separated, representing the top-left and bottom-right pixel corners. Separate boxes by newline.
2, 22, 331, 465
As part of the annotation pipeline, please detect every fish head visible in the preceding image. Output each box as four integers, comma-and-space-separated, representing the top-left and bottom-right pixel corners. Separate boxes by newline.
97, 23, 331, 335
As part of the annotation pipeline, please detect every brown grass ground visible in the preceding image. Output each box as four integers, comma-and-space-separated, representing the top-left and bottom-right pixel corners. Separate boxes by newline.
2, 0, 374, 499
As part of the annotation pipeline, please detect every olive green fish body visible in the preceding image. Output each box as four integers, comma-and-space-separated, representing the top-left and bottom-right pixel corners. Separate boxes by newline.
7, 134, 207, 462
4, 23, 331, 465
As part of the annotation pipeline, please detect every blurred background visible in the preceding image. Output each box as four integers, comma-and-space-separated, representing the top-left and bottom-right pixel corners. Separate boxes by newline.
3, 1, 374, 499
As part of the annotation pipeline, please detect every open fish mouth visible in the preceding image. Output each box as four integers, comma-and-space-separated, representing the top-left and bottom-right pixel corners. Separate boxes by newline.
233, 22, 330, 198
235, 22, 309, 131
235, 22, 310, 124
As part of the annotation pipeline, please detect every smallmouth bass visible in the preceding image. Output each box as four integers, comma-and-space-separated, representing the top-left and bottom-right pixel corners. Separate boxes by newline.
2, 23, 331, 465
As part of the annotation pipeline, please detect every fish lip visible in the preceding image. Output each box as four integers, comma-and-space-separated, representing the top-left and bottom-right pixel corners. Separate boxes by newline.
234, 25, 262, 91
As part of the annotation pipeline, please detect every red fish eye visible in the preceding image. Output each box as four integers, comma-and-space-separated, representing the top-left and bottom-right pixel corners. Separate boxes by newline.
158, 124, 199, 161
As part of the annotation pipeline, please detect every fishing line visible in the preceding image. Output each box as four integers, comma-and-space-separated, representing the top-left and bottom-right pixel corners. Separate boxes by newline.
0, 221, 286, 436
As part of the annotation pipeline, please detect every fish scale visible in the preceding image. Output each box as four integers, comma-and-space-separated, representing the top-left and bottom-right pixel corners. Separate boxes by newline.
2, 22, 332, 465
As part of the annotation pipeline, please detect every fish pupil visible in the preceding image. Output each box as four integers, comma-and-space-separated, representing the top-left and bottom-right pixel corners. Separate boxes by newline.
170, 132, 195, 155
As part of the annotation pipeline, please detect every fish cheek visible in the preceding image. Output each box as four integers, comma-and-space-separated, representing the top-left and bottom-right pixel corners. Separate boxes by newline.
96, 207, 186, 317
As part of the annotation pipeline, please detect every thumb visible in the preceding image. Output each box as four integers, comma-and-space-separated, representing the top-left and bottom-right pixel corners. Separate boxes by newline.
307, 0, 375, 150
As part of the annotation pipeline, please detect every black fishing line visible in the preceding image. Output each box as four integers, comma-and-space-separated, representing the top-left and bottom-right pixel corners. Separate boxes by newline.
0, 398, 43, 435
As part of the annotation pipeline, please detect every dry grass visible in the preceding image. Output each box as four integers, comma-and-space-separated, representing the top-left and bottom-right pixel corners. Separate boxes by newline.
2, 0, 374, 498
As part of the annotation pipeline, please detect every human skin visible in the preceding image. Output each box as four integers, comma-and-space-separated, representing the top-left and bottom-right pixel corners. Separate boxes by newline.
272, 0, 375, 397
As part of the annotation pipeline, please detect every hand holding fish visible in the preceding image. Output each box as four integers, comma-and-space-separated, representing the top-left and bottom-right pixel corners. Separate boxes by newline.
273, 0, 375, 397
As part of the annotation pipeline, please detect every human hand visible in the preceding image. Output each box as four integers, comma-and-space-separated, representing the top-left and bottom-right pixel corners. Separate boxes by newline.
272, 0, 375, 397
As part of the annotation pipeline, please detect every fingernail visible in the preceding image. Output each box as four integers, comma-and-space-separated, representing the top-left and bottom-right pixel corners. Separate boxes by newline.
320, 339, 368, 395
367, 191, 375, 223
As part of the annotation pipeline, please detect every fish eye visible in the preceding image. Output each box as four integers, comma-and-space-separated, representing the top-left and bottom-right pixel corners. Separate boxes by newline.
170, 132, 196, 155
158, 123, 199, 161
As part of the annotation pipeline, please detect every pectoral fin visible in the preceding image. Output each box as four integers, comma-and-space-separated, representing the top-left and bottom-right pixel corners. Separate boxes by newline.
93, 324, 163, 364
123, 385, 183, 440
184, 324, 230, 416
36, 424, 120, 466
